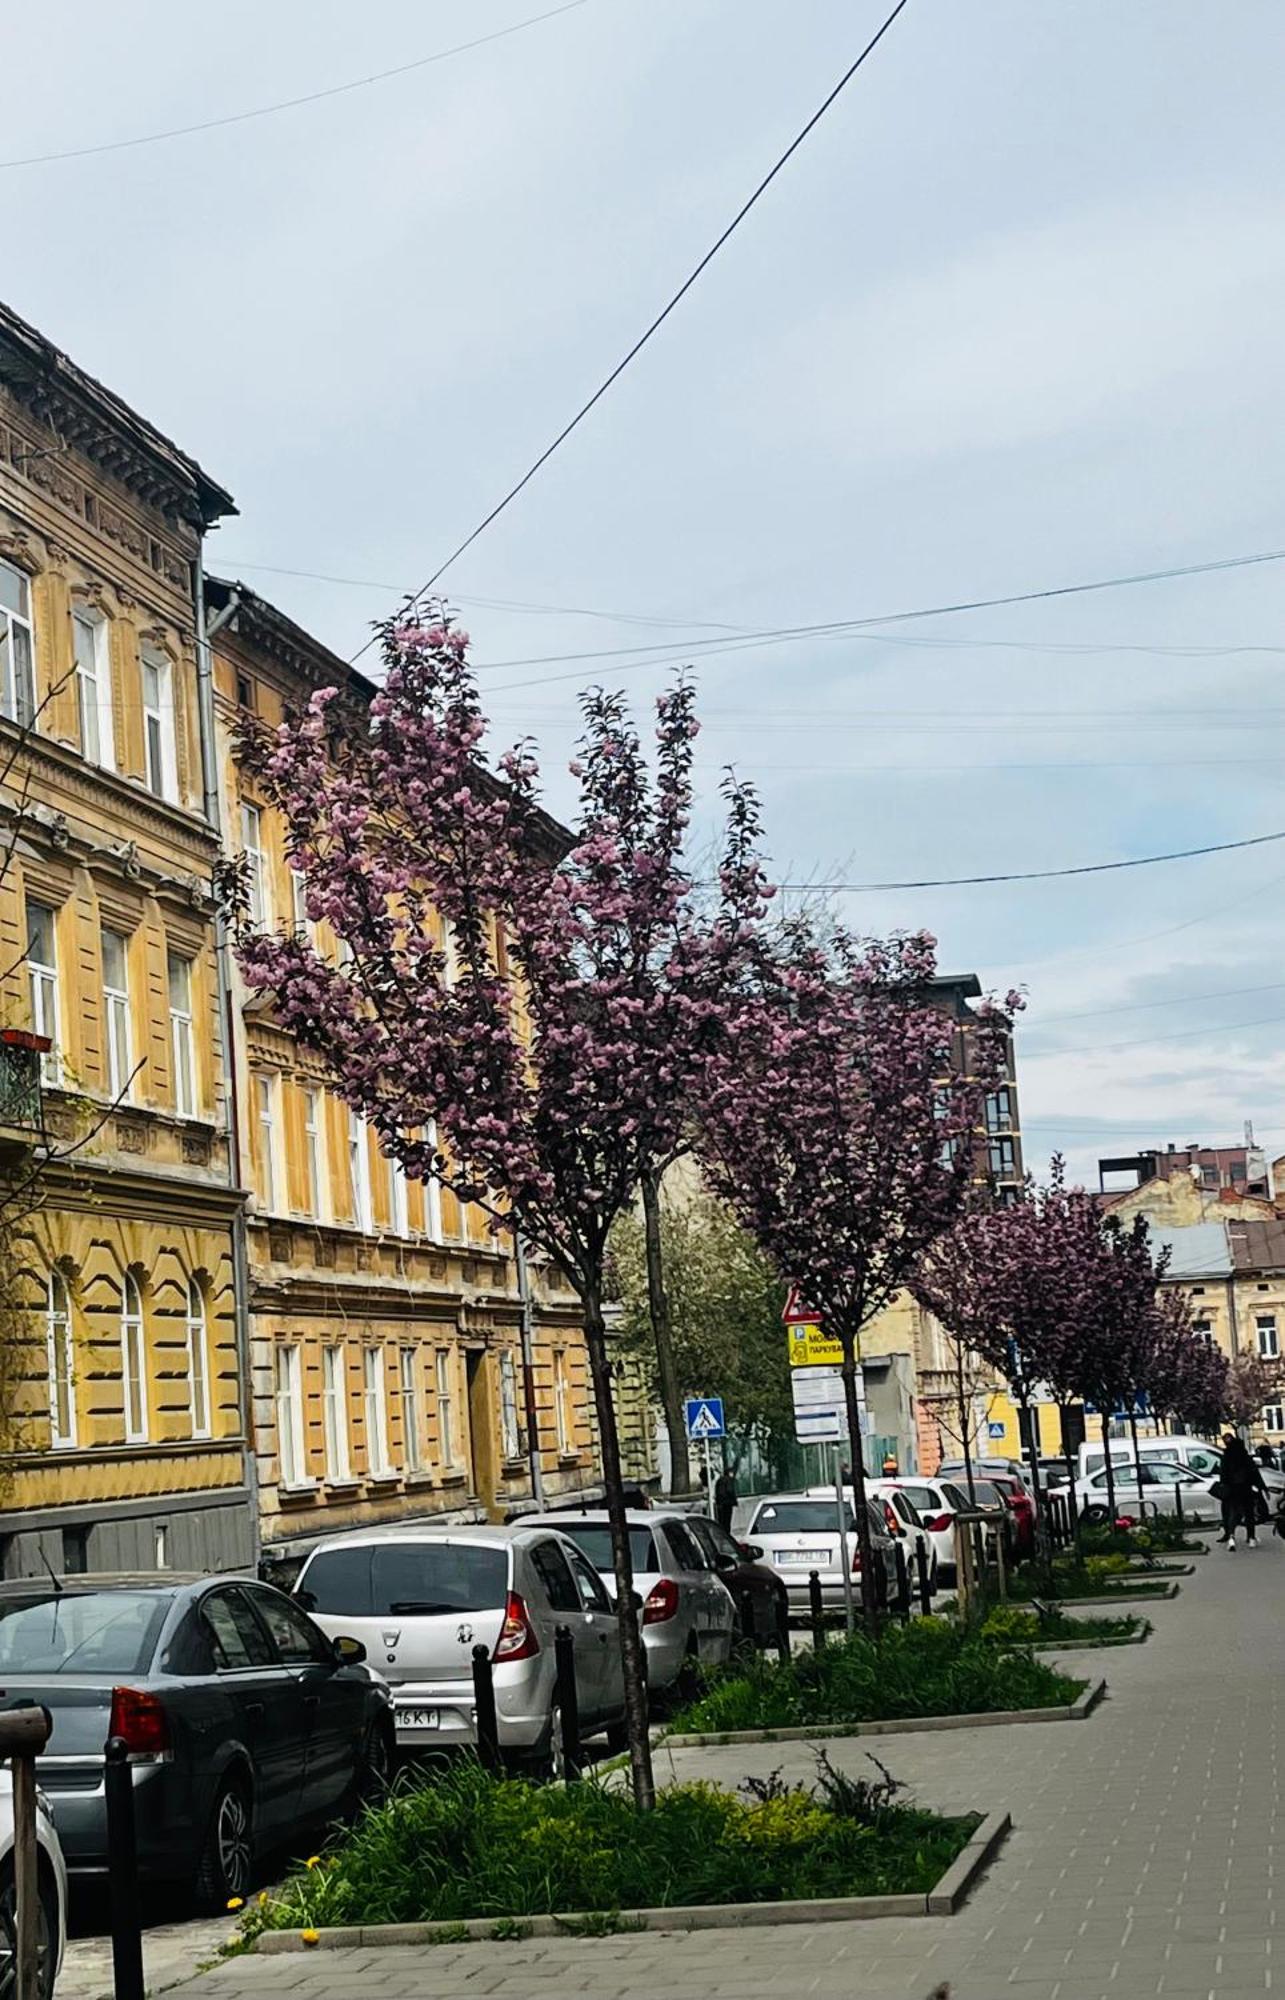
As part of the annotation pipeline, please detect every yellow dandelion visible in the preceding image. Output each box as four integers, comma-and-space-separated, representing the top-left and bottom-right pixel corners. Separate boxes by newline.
305, 1855, 322, 1870
258, 1892, 268, 1907
226, 1897, 244, 1912
301, 1928, 320, 1946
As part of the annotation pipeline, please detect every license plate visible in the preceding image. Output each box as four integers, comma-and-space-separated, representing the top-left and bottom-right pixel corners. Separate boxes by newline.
396, 1706, 439, 1730
778, 1549, 827, 1566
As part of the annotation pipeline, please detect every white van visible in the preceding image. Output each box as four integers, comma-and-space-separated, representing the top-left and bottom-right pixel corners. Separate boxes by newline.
1077, 1434, 1222, 1482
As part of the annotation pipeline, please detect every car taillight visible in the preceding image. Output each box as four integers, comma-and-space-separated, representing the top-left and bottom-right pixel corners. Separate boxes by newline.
924, 1514, 952, 1532
109, 1686, 170, 1759
643, 1578, 679, 1625
882, 1502, 902, 1537
850, 1542, 863, 1574
493, 1590, 540, 1663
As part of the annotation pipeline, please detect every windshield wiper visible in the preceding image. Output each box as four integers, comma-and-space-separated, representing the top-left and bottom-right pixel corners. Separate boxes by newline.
385, 1600, 471, 1616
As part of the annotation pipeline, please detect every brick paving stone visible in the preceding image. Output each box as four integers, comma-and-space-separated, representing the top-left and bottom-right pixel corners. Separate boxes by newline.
165, 1541, 1284, 1999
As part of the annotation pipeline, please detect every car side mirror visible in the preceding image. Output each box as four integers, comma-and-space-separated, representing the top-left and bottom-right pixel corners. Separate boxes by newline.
739, 1543, 764, 1561
630, 1590, 644, 1614
333, 1634, 366, 1667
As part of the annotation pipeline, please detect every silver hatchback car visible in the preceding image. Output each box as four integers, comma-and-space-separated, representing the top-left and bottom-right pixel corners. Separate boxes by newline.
294, 1524, 628, 1767
530, 1511, 735, 1695
747, 1493, 897, 1617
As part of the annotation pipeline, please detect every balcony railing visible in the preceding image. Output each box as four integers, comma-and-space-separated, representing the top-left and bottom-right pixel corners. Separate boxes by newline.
0, 1031, 47, 1132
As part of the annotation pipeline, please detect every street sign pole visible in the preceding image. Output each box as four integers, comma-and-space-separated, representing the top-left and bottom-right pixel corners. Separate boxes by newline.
835, 1443, 856, 1635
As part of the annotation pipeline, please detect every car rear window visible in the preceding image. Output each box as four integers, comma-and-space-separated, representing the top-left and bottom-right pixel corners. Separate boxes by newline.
897, 1484, 940, 1511
0, 1591, 167, 1674
300, 1544, 509, 1617
752, 1501, 854, 1534
551, 1524, 658, 1574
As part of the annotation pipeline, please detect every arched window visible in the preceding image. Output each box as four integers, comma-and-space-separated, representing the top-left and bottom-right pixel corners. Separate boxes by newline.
46, 1270, 74, 1449
121, 1273, 147, 1444
186, 1279, 210, 1439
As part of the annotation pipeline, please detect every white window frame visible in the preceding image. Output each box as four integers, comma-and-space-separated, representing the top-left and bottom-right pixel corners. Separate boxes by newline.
1263, 1403, 1285, 1434
1257, 1315, 1279, 1361
72, 608, 114, 770
275, 1344, 307, 1488
185, 1278, 210, 1439
386, 1150, 409, 1236
141, 646, 176, 802
167, 951, 196, 1117
399, 1348, 422, 1473
423, 1120, 444, 1241
554, 1349, 572, 1454
46, 1270, 75, 1449
0, 559, 36, 727
290, 866, 315, 941
302, 1086, 325, 1219
101, 928, 132, 1103
435, 1350, 456, 1469
364, 1348, 391, 1475
241, 802, 270, 927
26, 900, 59, 1085
348, 1111, 373, 1233
499, 1350, 522, 1463
121, 1272, 147, 1444
323, 1344, 351, 1482
256, 1073, 278, 1212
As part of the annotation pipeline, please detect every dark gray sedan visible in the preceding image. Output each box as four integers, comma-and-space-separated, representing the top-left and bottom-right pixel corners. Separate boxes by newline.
0, 1573, 393, 1909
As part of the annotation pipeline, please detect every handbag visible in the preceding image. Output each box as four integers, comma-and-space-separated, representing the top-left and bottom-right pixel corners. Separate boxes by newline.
1209, 1478, 1225, 1501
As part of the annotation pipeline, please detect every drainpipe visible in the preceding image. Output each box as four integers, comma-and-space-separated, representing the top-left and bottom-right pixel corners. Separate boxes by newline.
193, 552, 259, 1563
514, 1234, 546, 1509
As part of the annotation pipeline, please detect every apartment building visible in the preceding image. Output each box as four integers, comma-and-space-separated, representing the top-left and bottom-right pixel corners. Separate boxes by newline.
0, 301, 254, 1575
206, 578, 595, 1556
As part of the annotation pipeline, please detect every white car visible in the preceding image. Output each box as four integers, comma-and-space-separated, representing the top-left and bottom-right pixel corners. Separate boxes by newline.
867, 1477, 968, 1586
0, 1765, 67, 2000
1073, 1458, 1221, 1524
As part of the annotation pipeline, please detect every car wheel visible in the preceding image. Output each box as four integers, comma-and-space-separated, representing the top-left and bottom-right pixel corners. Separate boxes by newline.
674, 1641, 701, 1705
604, 1714, 630, 1756
353, 1718, 396, 1812
195, 1774, 253, 1912
0, 1861, 57, 2000
729, 1613, 756, 1664
773, 1596, 791, 1660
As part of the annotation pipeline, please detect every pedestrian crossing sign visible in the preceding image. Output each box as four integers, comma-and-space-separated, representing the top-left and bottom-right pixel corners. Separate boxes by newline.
684, 1397, 726, 1440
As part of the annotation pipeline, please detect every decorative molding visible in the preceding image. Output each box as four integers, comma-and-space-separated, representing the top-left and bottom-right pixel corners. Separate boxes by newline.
0, 527, 40, 575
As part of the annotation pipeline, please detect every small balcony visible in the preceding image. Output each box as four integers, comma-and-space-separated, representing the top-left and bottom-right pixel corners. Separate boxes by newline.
0, 1030, 48, 1145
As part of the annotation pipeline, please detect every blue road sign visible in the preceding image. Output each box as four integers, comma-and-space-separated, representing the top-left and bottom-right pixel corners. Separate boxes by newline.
987, 1421, 1006, 1439
684, 1396, 726, 1441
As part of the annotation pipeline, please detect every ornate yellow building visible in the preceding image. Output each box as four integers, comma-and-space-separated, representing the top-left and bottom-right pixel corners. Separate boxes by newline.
206, 578, 596, 1559
0, 301, 254, 1574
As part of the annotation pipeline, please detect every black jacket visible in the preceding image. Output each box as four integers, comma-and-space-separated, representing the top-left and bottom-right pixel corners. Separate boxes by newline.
1220, 1439, 1265, 1493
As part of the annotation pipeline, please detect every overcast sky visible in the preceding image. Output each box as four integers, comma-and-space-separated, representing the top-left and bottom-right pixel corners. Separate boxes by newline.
7, 0, 1285, 1187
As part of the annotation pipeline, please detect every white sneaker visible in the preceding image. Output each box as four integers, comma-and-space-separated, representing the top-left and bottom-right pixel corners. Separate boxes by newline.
1227, 1539, 1237, 1553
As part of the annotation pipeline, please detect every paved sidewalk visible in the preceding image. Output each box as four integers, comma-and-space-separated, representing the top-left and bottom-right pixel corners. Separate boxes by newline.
170, 1540, 1281, 1999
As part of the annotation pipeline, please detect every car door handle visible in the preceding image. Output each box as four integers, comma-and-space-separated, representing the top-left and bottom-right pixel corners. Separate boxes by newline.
244, 1701, 265, 1721
303, 1693, 320, 1711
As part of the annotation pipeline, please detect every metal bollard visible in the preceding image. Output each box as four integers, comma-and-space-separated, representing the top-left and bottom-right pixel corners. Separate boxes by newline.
104, 1735, 145, 2000
915, 1536, 933, 1615
894, 1542, 910, 1624
471, 1644, 502, 1775
1174, 1482, 1184, 1527
808, 1569, 825, 1653
553, 1625, 582, 1783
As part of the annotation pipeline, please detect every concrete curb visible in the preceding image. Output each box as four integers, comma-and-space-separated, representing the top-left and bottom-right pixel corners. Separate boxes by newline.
250, 1811, 1013, 1952
658, 1680, 1104, 1748
1034, 1630, 1149, 1651
1054, 1581, 1178, 1604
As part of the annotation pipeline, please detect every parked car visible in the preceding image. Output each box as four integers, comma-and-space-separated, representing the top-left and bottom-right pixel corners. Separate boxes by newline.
0, 1573, 393, 1911
0, 1765, 67, 2000
682, 1515, 790, 1654
981, 1471, 1037, 1557
534, 1510, 735, 1695
1073, 1458, 1221, 1523
1078, 1434, 1223, 1482
745, 1493, 897, 1618
866, 1478, 955, 1588
1036, 1457, 1074, 1489
295, 1524, 628, 1768
938, 1456, 1029, 1487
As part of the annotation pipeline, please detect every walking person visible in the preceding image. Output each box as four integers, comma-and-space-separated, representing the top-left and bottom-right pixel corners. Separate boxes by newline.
1217, 1432, 1267, 1550
714, 1466, 737, 1534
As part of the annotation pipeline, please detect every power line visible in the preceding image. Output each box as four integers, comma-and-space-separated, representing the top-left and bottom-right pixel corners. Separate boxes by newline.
768, 827, 1285, 893
475, 546, 1285, 687
999, 868, 1285, 978
381, 0, 914, 639
0, 1, 593, 170
1021, 1010, 1285, 1062
1029, 979, 1285, 1029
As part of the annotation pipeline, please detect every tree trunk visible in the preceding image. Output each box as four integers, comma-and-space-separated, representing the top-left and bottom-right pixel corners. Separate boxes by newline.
582, 1279, 655, 1811
1101, 1426, 1119, 1524
1127, 1407, 1146, 1523
1057, 1402, 1082, 1553
840, 1338, 880, 1638
640, 1168, 689, 1497
954, 1340, 977, 1504
1018, 1387, 1052, 1584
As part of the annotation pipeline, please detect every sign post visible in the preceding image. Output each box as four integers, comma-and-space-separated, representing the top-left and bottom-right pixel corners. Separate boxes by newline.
684, 1397, 726, 1515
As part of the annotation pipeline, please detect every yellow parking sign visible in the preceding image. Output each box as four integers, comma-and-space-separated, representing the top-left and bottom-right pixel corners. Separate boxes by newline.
787, 1322, 844, 1368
